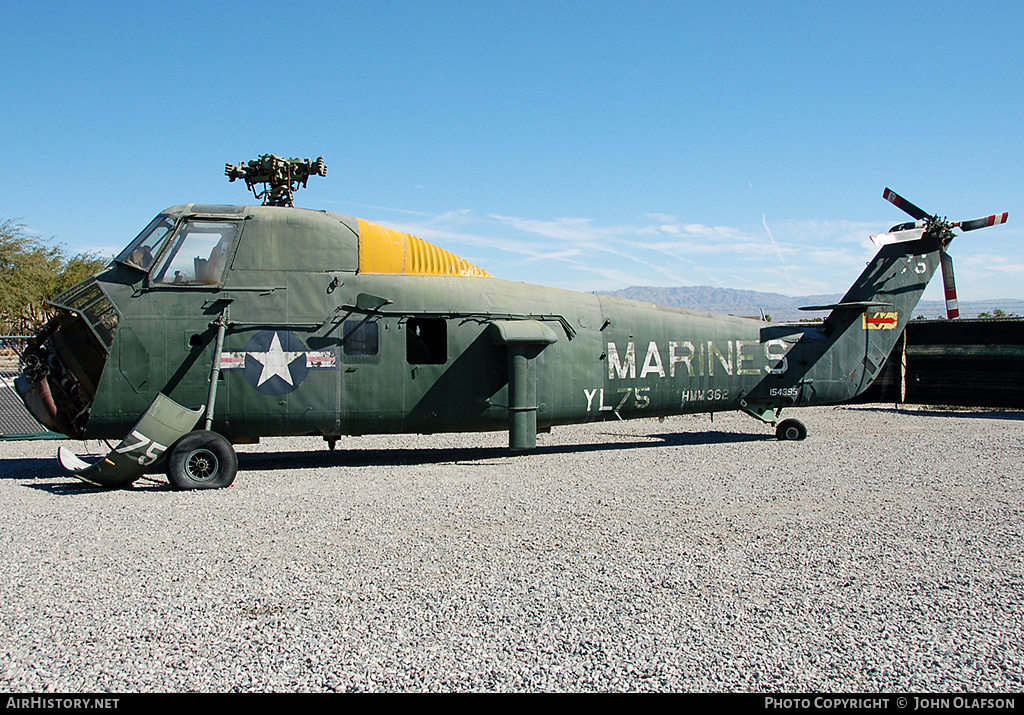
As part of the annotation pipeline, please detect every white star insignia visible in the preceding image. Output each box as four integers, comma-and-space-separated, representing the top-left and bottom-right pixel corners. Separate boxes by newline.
249, 332, 304, 386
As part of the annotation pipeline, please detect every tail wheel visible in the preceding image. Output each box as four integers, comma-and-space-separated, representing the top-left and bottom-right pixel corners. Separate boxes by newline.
166, 430, 237, 490
776, 418, 807, 441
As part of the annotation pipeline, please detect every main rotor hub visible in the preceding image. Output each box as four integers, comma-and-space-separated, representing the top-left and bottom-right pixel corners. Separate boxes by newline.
924, 215, 955, 245
225, 154, 327, 207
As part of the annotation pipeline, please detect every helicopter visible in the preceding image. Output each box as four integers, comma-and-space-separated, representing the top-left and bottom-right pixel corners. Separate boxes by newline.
13, 155, 1009, 489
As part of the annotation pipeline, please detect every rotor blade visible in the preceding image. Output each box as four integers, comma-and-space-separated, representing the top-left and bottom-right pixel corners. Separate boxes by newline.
869, 227, 926, 246
939, 250, 959, 319
957, 212, 1009, 232
882, 188, 930, 221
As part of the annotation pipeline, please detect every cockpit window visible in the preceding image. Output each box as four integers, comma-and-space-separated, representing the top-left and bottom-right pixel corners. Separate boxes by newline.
115, 215, 176, 270
152, 220, 239, 286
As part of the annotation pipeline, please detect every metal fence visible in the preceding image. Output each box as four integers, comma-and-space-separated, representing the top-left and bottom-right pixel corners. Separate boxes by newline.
856, 318, 1024, 408
0, 336, 61, 439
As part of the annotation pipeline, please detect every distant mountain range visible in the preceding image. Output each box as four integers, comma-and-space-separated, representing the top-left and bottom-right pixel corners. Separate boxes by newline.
596, 285, 1024, 323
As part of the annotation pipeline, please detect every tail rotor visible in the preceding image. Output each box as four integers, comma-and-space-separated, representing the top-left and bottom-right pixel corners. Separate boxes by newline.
870, 188, 1009, 319
939, 250, 959, 319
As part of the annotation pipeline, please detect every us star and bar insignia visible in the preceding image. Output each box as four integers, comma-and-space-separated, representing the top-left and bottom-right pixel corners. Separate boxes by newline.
219, 330, 336, 396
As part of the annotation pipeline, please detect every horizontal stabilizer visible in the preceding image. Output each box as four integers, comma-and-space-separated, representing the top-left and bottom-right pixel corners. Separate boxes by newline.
799, 301, 892, 312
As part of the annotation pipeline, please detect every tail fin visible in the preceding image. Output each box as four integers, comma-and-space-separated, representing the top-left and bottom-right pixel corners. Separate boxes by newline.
793, 237, 942, 403
762, 189, 1007, 410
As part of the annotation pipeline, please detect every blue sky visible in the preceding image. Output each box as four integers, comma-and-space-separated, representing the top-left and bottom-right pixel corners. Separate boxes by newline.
3, 1, 1022, 302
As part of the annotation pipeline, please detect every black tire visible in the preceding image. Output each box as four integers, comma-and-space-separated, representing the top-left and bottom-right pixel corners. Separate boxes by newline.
775, 418, 807, 441
166, 430, 237, 490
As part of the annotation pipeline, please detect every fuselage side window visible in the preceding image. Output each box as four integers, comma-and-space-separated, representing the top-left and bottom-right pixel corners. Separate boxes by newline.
343, 320, 379, 356
407, 318, 446, 364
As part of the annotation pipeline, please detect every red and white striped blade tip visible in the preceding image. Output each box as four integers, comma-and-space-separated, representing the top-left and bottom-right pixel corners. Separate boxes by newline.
958, 212, 1009, 232
882, 188, 929, 221
869, 227, 926, 246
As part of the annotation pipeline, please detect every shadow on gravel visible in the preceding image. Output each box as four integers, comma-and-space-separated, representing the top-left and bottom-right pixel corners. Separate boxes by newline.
4, 429, 769, 492
239, 429, 769, 472
1, 456, 64, 481
27, 471, 177, 494
2, 453, 174, 493
852, 406, 1024, 422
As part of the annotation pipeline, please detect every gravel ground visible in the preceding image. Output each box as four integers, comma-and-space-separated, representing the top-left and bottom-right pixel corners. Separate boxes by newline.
0, 405, 1021, 692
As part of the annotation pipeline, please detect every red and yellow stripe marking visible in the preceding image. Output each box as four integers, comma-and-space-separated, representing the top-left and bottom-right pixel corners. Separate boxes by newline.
862, 312, 899, 330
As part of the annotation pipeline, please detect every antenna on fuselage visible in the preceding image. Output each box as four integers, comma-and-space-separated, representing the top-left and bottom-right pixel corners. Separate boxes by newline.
225, 154, 327, 207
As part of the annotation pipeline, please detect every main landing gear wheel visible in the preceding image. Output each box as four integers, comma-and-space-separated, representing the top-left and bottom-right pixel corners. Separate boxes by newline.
166, 430, 238, 490
775, 418, 807, 441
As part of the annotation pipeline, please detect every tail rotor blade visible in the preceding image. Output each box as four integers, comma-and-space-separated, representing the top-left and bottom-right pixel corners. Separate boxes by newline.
957, 212, 1009, 232
940, 250, 959, 319
877, 189, 1010, 320
869, 227, 926, 246
882, 188, 930, 221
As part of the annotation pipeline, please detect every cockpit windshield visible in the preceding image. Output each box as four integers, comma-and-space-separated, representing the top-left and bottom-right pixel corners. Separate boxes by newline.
115, 214, 176, 270
115, 215, 240, 286
151, 220, 239, 285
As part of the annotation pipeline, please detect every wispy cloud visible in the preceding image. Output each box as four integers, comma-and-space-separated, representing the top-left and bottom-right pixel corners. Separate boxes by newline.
321, 199, 437, 218
762, 213, 796, 289
957, 253, 1024, 278
347, 205, 972, 296
489, 215, 604, 244
521, 249, 582, 262
761, 214, 786, 265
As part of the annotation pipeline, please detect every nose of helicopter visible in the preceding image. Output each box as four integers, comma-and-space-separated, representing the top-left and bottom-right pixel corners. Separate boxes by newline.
14, 279, 116, 439
13, 370, 66, 434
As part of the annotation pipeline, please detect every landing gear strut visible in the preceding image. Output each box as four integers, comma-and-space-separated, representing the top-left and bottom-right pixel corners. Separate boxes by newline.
740, 401, 808, 442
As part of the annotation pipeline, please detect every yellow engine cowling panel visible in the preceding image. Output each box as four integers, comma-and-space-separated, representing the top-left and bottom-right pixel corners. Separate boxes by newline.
357, 218, 491, 278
